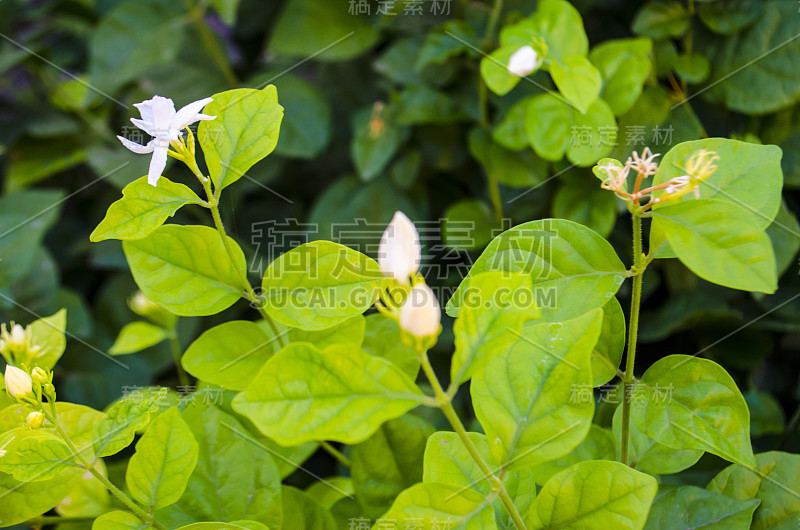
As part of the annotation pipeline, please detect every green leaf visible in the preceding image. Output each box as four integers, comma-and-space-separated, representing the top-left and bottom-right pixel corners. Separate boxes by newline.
644, 485, 759, 530
696, 2, 800, 114
260, 241, 382, 331
28, 308, 67, 371
93, 395, 159, 458
306, 477, 354, 510
744, 390, 785, 437
528, 460, 657, 529
232, 342, 425, 445
631, 354, 755, 467
589, 38, 652, 116
442, 200, 496, 251
471, 309, 603, 470
126, 407, 199, 510
451, 272, 538, 385
766, 200, 800, 278
697, 1, 762, 35
480, 45, 523, 96
351, 105, 407, 182
123, 225, 247, 316
550, 55, 602, 115
0, 466, 80, 526
493, 97, 535, 151
281, 486, 337, 530
528, 425, 616, 485
651, 199, 777, 293
501, 0, 588, 62
590, 298, 625, 387
632, 0, 690, 39
708, 451, 800, 529
362, 313, 419, 379
0, 430, 77, 482
182, 321, 276, 391
289, 314, 365, 348
158, 403, 282, 529
351, 415, 434, 519
208, 0, 240, 25
198, 86, 284, 190
469, 128, 548, 189
56, 459, 111, 517
674, 53, 710, 84
90, 176, 204, 242
269, 74, 331, 159
525, 95, 616, 166
267, 0, 378, 62
175, 524, 250, 530
108, 321, 169, 355
92, 511, 149, 530
612, 403, 703, 475
652, 139, 783, 229
552, 179, 617, 239
446, 219, 627, 322
375, 482, 496, 529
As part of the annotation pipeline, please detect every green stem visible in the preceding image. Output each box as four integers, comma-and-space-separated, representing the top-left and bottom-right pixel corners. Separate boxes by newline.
169, 332, 190, 387
182, 0, 238, 87
480, 0, 505, 219
24, 515, 98, 527
320, 441, 351, 468
44, 404, 168, 530
186, 157, 286, 347
620, 213, 644, 466
419, 350, 527, 530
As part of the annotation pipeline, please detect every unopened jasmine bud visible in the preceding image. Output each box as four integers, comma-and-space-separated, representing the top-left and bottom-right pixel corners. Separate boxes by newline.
507, 46, 540, 77
4, 365, 33, 400
399, 284, 441, 338
31, 367, 49, 385
26, 411, 44, 430
378, 211, 421, 285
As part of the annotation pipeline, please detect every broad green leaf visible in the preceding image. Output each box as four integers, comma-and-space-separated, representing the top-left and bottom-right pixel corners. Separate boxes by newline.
0, 189, 65, 288
351, 104, 407, 182
6, 138, 85, 191
176, 524, 250, 530
501, 0, 588, 62
451, 272, 538, 385
550, 55, 601, 115
90, 176, 204, 242
480, 45, 523, 96
306, 477, 354, 509
644, 485, 759, 530
28, 308, 67, 370
56, 459, 111, 518
0, 430, 77, 482
631, 355, 755, 467
528, 460, 657, 529
442, 200, 496, 251
708, 451, 800, 530
493, 97, 535, 151
766, 200, 800, 278
232, 342, 426, 445
157, 404, 282, 529
198, 86, 284, 190
528, 425, 616, 485
744, 390, 785, 437
674, 53, 710, 84
552, 179, 617, 238
651, 199, 777, 293
697, 2, 800, 114
697, 1, 762, 35
289, 315, 365, 347
361, 313, 419, 379
92, 511, 149, 530
126, 407, 199, 510
268, 0, 378, 62
416, 21, 480, 70
471, 310, 603, 470
261, 241, 382, 330
108, 321, 168, 355
269, 74, 331, 159
652, 139, 783, 228
612, 403, 703, 475
351, 415, 434, 519
123, 225, 247, 316
281, 486, 337, 530
182, 321, 276, 391
446, 219, 627, 322
525, 94, 616, 166
590, 297, 625, 387
632, 0, 689, 39
589, 38, 652, 116
0, 467, 80, 526
93, 395, 159, 458
375, 482, 497, 529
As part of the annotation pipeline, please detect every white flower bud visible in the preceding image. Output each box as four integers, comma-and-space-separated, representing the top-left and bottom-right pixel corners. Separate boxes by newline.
399, 284, 441, 338
4, 365, 33, 400
378, 211, 421, 284
507, 46, 540, 77
26, 411, 44, 430
31, 367, 49, 385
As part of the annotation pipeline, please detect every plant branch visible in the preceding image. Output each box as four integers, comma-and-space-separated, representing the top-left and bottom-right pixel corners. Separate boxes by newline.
168, 331, 190, 387
182, 0, 238, 87
320, 441, 351, 468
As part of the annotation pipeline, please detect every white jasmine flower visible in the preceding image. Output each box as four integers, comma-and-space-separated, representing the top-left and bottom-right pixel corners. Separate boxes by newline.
4, 365, 33, 400
117, 96, 216, 186
399, 284, 441, 338
378, 211, 421, 284
507, 46, 540, 77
